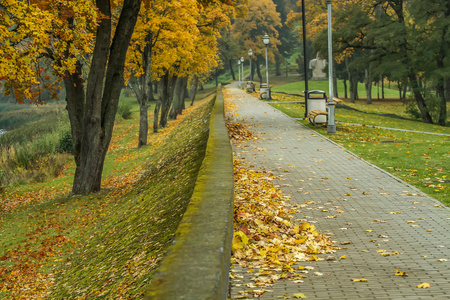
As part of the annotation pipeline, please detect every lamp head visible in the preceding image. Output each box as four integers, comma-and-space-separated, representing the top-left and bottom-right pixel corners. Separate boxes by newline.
240, 57, 244, 62
238, 60, 240, 65
262, 34, 270, 45
248, 49, 253, 56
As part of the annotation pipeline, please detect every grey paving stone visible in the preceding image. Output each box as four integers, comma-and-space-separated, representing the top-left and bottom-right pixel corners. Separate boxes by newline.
225, 84, 450, 300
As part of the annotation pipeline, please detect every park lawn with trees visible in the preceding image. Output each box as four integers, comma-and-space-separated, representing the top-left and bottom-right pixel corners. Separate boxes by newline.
268, 89, 450, 206
271, 79, 401, 99
0, 94, 216, 298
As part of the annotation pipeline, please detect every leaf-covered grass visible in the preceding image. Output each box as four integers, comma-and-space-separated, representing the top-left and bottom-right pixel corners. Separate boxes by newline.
271, 80, 401, 99
268, 93, 450, 206
0, 94, 215, 298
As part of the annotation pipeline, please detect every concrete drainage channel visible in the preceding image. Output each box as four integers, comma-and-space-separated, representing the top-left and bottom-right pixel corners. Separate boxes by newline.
146, 86, 234, 299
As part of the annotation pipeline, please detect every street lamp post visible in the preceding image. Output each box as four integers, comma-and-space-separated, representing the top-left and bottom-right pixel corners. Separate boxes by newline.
302, 0, 309, 119
241, 57, 244, 89
263, 34, 270, 99
248, 49, 253, 82
238, 59, 241, 87
326, 0, 336, 134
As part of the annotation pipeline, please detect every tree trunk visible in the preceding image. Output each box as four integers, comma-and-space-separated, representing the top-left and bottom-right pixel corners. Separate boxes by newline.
445, 78, 450, 102
161, 75, 176, 125
153, 100, 160, 133
364, 67, 373, 104
275, 53, 282, 76
436, 21, 448, 126
437, 83, 447, 126
349, 71, 358, 103
136, 32, 153, 147
402, 82, 407, 101
408, 73, 433, 123
229, 60, 235, 80
169, 76, 185, 120
189, 75, 199, 106
382, 76, 385, 99
345, 57, 358, 103
343, 79, 348, 99
148, 79, 155, 101
333, 74, 338, 98
138, 101, 148, 146
392, 2, 433, 124
154, 81, 158, 95
158, 72, 172, 128
65, 0, 141, 195
256, 61, 262, 84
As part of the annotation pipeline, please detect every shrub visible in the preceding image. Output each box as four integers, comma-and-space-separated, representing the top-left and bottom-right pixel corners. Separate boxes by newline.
117, 102, 132, 119
57, 130, 73, 154
405, 94, 442, 123
404, 96, 422, 120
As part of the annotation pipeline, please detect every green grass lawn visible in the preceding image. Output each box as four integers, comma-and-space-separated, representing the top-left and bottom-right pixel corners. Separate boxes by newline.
268, 88, 450, 206
271, 79, 401, 99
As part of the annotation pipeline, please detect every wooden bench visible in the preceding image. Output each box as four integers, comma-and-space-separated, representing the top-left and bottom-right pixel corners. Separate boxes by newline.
307, 98, 343, 126
307, 110, 328, 126
246, 82, 256, 93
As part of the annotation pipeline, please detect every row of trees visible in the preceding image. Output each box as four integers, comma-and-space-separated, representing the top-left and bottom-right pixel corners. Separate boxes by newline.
218, 0, 448, 125
217, 0, 299, 83
0, 0, 246, 195
288, 0, 449, 125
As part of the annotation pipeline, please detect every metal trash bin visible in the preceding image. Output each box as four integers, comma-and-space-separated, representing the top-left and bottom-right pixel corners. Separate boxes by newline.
246, 81, 255, 92
260, 83, 269, 99
306, 90, 327, 123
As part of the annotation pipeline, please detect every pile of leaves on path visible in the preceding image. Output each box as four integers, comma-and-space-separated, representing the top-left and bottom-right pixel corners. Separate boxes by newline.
231, 159, 337, 297
225, 121, 258, 142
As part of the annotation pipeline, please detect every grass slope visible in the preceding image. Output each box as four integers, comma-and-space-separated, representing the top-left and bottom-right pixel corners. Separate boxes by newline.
0, 95, 215, 298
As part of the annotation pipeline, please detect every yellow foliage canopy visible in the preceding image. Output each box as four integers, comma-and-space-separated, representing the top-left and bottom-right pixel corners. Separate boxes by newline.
0, 0, 97, 101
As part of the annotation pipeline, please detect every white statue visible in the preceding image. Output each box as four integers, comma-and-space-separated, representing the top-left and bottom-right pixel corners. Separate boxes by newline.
309, 52, 327, 80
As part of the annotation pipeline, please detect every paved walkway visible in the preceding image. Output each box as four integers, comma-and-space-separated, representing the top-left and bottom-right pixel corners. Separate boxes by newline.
225, 83, 450, 299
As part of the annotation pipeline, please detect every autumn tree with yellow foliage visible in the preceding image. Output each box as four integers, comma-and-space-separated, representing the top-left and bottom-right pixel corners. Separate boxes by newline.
126, 0, 234, 143
0, 0, 240, 194
231, 0, 282, 83
1, 0, 145, 194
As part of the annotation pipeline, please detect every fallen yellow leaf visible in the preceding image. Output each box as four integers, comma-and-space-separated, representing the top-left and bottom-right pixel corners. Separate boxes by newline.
232, 231, 249, 252
352, 278, 368, 282
293, 293, 307, 299
339, 255, 346, 259
309, 255, 319, 261
417, 282, 430, 289
395, 270, 408, 277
